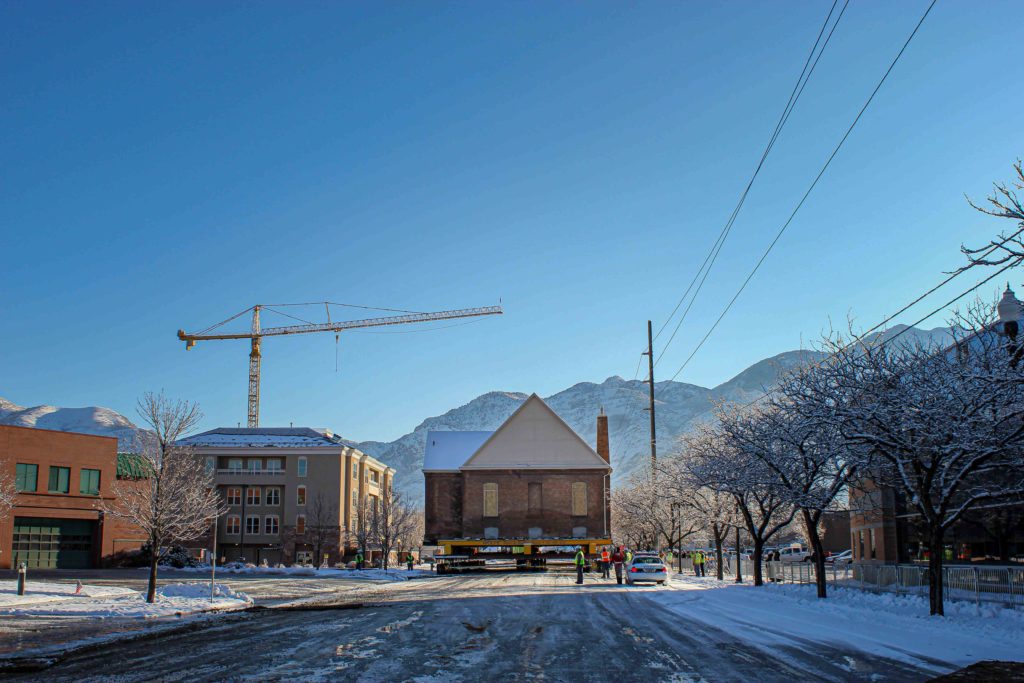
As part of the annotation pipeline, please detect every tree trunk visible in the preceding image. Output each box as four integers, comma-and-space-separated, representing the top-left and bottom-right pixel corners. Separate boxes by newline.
714, 527, 725, 581
752, 537, 764, 587
928, 527, 945, 616
801, 509, 827, 599
147, 542, 160, 604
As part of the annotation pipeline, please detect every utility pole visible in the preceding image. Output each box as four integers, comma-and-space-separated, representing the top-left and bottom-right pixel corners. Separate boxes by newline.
644, 320, 657, 475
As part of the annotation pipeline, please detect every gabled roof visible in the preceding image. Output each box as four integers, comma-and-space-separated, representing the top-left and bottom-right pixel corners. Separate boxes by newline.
423, 431, 494, 472
460, 394, 610, 471
176, 427, 346, 448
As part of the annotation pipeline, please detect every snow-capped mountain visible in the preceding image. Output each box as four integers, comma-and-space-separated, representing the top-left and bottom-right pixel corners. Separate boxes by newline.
1, 325, 953, 503
0, 397, 142, 447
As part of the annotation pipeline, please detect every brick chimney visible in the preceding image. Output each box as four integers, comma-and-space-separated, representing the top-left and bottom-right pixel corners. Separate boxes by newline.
596, 408, 610, 463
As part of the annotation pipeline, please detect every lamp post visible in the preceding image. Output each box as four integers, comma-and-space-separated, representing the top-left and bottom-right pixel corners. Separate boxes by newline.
734, 504, 743, 584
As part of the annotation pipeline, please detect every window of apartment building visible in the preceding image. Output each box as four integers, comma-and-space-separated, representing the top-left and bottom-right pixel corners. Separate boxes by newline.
528, 483, 542, 513
48, 466, 70, 494
296, 485, 306, 506
228, 459, 243, 472
245, 515, 260, 535
264, 515, 279, 535
870, 529, 877, 560
352, 463, 358, 479
247, 459, 262, 473
297, 457, 307, 478
483, 483, 498, 517
571, 482, 587, 516
352, 492, 358, 508
296, 515, 306, 535
226, 487, 242, 506
79, 468, 101, 496
204, 457, 215, 474
247, 487, 261, 506
370, 470, 379, 484
15, 463, 38, 492
266, 488, 280, 506
226, 515, 240, 535
267, 459, 282, 472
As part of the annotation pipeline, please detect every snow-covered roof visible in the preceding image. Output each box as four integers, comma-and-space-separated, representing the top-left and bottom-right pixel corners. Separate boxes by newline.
177, 427, 347, 449
422, 431, 493, 472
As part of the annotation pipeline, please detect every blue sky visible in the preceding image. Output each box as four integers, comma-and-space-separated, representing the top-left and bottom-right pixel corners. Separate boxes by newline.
2, 1, 1022, 442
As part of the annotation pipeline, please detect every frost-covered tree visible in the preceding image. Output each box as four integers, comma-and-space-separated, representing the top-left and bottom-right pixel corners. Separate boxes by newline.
104, 392, 224, 603
373, 486, 417, 570
613, 472, 700, 552
304, 491, 340, 567
962, 160, 1024, 268
659, 447, 738, 580
827, 307, 1024, 615
686, 419, 795, 586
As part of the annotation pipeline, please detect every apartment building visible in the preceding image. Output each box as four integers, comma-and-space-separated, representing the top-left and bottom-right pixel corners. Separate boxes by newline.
178, 427, 394, 565
0, 425, 147, 569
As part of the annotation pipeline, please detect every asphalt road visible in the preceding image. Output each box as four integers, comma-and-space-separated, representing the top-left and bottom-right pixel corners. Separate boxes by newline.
1, 572, 940, 682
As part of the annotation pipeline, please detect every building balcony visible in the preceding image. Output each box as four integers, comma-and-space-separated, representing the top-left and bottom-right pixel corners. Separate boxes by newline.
215, 469, 287, 482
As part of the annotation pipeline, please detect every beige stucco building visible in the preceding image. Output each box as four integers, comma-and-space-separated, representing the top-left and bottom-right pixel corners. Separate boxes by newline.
179, 428, 393, 565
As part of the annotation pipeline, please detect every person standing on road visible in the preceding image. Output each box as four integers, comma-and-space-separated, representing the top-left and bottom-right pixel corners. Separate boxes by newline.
406, 552, 415, 571
355, 551, 364, 570
574, 547, 586, 585
600, 547, 611, 579
611, 546, 625, 585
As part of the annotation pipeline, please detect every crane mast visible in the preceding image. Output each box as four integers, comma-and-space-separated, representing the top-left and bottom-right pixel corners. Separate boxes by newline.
178, 303, 502, 427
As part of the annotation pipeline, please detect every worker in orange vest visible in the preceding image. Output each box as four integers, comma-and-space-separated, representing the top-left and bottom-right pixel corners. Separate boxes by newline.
600, 547, 611, 579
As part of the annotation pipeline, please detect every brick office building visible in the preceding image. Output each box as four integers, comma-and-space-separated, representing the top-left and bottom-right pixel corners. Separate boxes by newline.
423, 394, 612, 555
0, 425, 146, 569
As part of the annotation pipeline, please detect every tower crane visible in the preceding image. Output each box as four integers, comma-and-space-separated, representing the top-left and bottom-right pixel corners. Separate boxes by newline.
178, 303, 503, 427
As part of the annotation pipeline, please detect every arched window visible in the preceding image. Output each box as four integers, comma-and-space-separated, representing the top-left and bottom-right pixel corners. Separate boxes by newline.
296, 515, 306, 535
297, 457, 308, 478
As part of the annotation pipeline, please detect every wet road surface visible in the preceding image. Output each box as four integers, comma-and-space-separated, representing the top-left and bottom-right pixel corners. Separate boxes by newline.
0, 573, 944, 682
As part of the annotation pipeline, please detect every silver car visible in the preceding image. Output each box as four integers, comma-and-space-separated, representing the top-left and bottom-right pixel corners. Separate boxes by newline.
625, 554, 668, 585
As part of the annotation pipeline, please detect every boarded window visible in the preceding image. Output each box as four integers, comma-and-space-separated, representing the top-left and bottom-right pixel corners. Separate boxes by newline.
483, 483, 498, 517
571, 482, 587, 516
528, 483, 542, 513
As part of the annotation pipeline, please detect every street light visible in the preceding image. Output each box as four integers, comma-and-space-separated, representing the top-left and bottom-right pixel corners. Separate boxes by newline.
734, 504, 742, 584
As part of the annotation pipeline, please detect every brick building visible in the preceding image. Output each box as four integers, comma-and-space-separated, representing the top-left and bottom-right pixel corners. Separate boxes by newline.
0, 425, 146, 569
423, 394, 612, 553
178, 428, 394, 565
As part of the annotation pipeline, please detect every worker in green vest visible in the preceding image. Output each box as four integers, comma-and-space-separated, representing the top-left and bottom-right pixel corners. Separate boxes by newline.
625, 549, 633, 564
355, 552, 364, 570
574, 547, 586, 585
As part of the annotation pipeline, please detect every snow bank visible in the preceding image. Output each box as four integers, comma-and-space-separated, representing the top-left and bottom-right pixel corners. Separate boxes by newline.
172, 564, 433, 581
661, 575, 1024, 671
0, 580, 251, 619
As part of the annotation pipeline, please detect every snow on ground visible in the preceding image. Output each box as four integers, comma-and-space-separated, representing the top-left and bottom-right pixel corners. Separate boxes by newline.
170, 564, 434, 581
0, 580, 251, 619
0, 581, 135, 607
662, 574, 1024, 670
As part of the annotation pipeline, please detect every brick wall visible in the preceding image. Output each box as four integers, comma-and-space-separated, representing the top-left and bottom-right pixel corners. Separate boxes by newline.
424, 473, 463, 543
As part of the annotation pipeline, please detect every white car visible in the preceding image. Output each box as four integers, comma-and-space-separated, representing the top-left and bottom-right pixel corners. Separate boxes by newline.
778, 546, 810, 563
825, 550, 853, 566
625, 554, 668, 585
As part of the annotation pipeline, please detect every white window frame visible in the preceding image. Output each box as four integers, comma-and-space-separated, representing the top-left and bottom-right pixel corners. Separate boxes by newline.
248, 458, 262, 473
483, 483, 498, 517
226, 487, 242, 506
266, 459, 282, 472
264, 515, 279, 535
247, 487, 261, 506
226, 515, 240, 535
204, 457, 215, 474
297, 457, 308, 478
265, 487, 280, 506
296, 485, 306, 506
245, 515, 260, 535
228, 459, 243, 472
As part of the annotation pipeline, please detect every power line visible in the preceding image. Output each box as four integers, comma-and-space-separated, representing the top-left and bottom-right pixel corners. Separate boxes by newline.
668, 0, 938, 383
652, 0, 848, 364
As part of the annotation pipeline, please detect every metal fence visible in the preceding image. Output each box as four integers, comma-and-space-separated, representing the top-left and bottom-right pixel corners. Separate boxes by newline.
756, 560, 1024, 609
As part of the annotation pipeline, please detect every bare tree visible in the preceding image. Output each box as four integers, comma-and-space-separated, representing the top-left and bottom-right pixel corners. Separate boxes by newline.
962, 160, 1024, 268
305, 491, 341, 567
612, 471, 701, 552
103, 392, 224, 603
826, 305, 1024, 614
686, 417, 796, 587
396, 509, 425, 565
0, 460, 15, 521
352, 493, 373, 565
373, 487, 417, 571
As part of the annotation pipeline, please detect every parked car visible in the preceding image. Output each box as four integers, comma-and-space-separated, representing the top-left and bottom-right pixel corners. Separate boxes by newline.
626, 553, 668, 585
778, 546, 810, 563
825, 550, 853, 566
